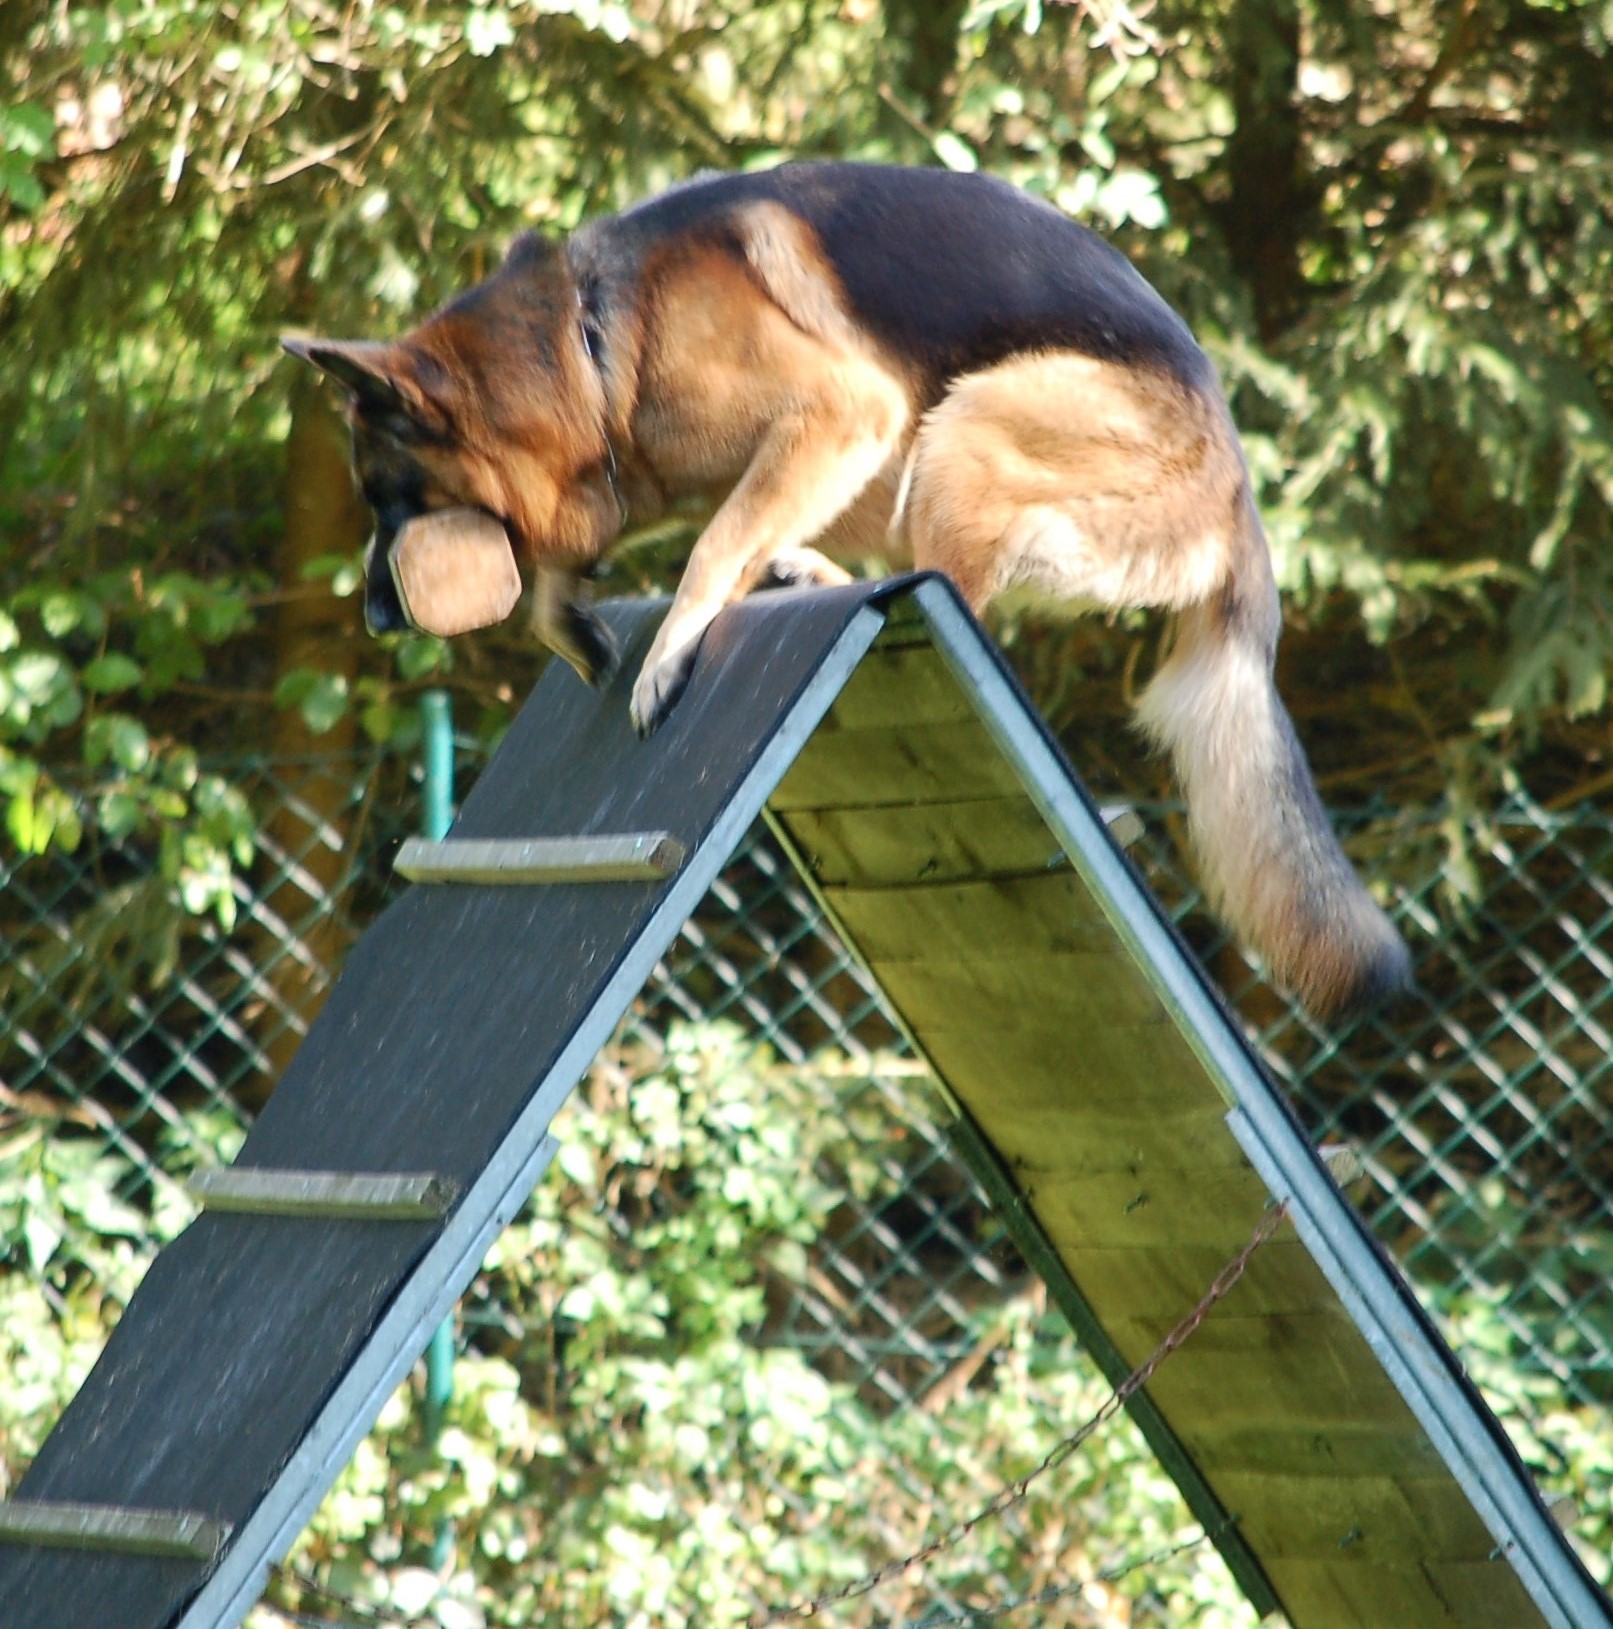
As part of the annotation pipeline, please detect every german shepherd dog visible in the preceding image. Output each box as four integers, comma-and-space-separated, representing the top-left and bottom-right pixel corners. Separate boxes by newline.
284, 161, 1409, 1022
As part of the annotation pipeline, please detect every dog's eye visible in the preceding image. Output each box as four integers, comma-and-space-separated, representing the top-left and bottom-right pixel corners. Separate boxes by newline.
377, 411, 424, 445
379, 409, 453, 449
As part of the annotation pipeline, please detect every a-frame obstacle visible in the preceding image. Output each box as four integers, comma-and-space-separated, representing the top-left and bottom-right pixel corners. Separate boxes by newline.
1, 577, 1607, 1629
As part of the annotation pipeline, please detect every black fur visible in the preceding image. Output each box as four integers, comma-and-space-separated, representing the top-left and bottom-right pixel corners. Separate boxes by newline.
579, 162, 1210, 393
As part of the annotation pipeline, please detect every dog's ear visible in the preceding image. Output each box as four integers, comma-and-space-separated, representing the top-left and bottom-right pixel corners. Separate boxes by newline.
282, 337, 400, 409
281, 337, 453, 438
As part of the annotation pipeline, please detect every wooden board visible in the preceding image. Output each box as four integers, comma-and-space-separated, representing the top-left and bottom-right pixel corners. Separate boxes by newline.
773, 589, 1605, 1626
805, 642, 979, 731
976, 1100, 1254, 1179
1178, 1421, 1452, 1480
1266, 1557, 1542, 1626
1023, 1166, 1280, 1250
1137, 1343, 1429, 1433
0, 585, 892, 1629
784, 796, 1065, 886
1216, 1468, 1499, 1560
889, 1020, 1228, 1116
771, 719, 1025, 809
998, 1236, 1331, 1322
7, 576, 1599, 1629
868, 950, 1169, 1032
825, 873, 1114, 959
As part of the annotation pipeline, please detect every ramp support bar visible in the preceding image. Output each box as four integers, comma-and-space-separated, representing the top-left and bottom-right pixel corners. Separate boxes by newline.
188, 1170, 457, 1221
420, 687, 459, 1576
395, 832, 685, 885
0, 1502, 229, 1561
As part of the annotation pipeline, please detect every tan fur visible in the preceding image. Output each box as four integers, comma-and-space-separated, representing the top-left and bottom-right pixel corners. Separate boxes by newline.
621, 240, 911, 724
1136, 576, 1409, 1020
896, 354, 1257, 618
892, 350, 1406, 1018
631, 299, 1405, 1019
391, 264, 619, 568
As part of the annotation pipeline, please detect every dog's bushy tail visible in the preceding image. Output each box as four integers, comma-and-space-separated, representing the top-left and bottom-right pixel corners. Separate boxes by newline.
1135, 587, 1410, 1024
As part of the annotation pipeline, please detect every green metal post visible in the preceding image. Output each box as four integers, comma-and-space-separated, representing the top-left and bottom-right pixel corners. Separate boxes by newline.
419, 689, 456, 1571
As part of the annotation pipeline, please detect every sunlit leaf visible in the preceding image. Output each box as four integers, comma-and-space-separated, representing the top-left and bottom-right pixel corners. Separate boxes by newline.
84, 714, 151, 770
81, 653, 144, 694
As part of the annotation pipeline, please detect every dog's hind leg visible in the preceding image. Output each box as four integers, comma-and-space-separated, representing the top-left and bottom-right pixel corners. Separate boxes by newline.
899, 349, 1407, 1021
897, 352, 1255, 621
748, 546, 855, 592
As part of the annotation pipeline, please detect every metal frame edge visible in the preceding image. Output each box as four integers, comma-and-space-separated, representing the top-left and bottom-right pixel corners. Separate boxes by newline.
1225, 1105, 1610, 1629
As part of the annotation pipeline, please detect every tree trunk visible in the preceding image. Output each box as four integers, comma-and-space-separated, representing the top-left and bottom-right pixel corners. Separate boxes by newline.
248, 371, 369, 1104
1221, 0, 1308, 343
881, 0, 968, 128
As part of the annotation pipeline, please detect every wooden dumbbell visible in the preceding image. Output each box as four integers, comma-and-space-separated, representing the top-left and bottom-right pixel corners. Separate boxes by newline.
389, 509, 522, 636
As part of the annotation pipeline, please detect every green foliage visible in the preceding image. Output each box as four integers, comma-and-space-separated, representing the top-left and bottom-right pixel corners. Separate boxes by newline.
3, 5, 1611, 1602
1491, 550, 1613, 728
3, 5, 1612, 1612
1445, 1288, 1613, 1580
0, 566, 257, 920
0, 1104, 239, 1466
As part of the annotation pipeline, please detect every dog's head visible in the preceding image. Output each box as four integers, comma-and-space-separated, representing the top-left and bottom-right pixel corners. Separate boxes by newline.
283, 234, 618, 635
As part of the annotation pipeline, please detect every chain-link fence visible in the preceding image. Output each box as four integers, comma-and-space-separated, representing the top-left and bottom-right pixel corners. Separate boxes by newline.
2, 728, 1609, 1617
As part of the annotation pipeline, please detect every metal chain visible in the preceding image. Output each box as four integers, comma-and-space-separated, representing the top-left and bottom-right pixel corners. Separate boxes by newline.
881, 1527, 1220, 1628
749, 1199, 1292, 1627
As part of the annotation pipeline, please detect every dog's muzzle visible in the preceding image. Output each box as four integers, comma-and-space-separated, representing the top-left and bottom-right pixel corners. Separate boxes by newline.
362, 529, 412, 636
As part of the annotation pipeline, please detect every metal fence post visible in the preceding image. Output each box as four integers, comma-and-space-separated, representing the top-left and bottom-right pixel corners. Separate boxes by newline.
419, 688, 456, 1571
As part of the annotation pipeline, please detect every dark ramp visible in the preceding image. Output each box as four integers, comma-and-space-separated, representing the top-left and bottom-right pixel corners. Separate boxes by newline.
0, 577, 1605, 1629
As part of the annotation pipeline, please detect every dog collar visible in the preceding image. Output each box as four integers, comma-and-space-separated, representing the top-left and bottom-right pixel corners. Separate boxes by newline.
578, 288, 628, 528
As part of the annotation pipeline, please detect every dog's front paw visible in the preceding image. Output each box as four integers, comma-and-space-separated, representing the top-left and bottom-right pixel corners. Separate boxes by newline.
559, 602, 621, 690
630, 642, 698, 738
